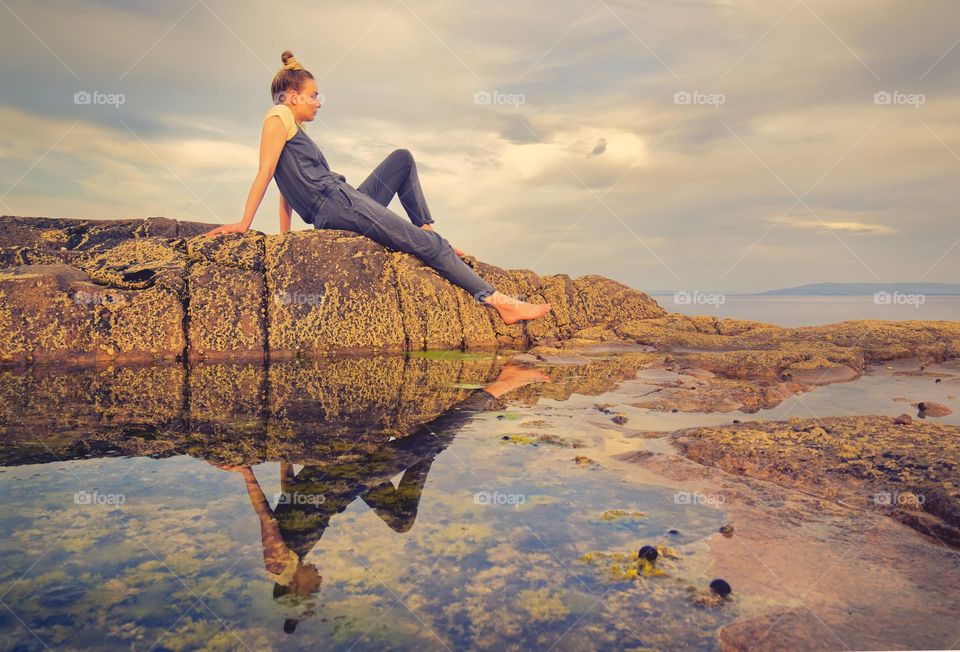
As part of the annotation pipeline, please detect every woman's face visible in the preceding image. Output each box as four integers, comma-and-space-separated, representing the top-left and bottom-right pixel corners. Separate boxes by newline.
287, 79, 322, 122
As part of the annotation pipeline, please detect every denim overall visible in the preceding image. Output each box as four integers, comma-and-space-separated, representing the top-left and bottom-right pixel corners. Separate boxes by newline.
273, 125, 496, 302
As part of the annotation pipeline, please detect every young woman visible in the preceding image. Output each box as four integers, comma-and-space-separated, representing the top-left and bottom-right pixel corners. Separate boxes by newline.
205, 50, 551, 325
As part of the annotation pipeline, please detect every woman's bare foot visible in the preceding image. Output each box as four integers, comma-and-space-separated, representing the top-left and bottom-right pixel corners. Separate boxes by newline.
482, 291, 552, 325
420, 223, 467, 256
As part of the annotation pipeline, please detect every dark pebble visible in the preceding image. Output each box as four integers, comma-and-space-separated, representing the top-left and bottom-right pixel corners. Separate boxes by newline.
732, 419, 741, 424
935, 378, 942, 383
668, 529, 680, 536
709, 578, 732, 597
501, 435, 510, 440
638, 545, 658, 562
719, 524, 734, 536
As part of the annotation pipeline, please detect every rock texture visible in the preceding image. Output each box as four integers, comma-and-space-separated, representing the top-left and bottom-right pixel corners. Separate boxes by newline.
2, 216, 959, 370
0, 216, 665, 364
670, 416, 960, 546
611, 313, 960, 379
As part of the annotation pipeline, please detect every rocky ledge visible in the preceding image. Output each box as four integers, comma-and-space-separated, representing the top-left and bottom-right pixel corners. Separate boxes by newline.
0, 216, 665, 364
670, 415, 960, 546
2, 216, 959, 370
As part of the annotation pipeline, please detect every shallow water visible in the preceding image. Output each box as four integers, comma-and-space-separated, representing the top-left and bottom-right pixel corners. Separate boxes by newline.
0, 351, 958, 650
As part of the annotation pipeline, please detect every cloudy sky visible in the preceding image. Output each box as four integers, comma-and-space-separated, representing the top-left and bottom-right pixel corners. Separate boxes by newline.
0, 0, 957, 292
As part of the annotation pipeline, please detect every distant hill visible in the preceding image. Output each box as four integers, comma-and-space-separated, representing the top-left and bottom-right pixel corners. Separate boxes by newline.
756, 282, 960, 296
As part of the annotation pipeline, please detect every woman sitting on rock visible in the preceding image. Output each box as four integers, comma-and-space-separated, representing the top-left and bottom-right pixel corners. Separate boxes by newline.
204, 50, 551, 325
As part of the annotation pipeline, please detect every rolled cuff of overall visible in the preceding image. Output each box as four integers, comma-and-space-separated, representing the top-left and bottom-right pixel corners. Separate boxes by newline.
471, 285, 495, 303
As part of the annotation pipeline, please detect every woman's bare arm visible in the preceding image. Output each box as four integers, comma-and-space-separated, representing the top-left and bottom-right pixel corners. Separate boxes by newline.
204, 117, 288, 237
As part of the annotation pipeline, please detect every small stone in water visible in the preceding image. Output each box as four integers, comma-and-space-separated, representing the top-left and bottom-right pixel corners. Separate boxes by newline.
719, 524, 734, 537
709, 579, 732, 597
668, 529, 680, 536
638, 545, 658, 562
612, 414, 629, 425
501, 435, 510, 440
732, 419, 741, 424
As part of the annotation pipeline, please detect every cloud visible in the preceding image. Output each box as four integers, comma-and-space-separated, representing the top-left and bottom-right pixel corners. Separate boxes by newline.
0, 0, 958, 291
587, 137, 607, 157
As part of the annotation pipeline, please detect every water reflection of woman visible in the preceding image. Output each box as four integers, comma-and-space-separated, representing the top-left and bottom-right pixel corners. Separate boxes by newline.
210, 364, 549, 634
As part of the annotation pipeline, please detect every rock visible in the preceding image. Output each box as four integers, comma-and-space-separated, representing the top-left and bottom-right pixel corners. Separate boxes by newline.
4, 217, 960, 373
637, 545, 658, 562
0, 217, 666, 364
538, 354, 592, 366
615, 315, 960, 379
611, 450, 655, 464
611, 413, 629, 425
719, 524, 734, 537
709, 578, 732, 597
671, 415, 960, 546
916, 401, 952, 418
893, 413, 913, 425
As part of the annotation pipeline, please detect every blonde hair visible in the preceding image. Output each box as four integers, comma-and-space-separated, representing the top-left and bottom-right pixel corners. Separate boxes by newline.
270, 50, 314, 104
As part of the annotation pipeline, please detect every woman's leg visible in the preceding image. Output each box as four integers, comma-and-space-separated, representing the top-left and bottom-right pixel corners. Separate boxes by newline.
321, 186, 495, 301
316, 185, 552, 322
356, 149, 433, 227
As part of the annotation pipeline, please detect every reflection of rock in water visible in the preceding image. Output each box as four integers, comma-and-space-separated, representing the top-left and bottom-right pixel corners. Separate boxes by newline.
0, 352, 653, 467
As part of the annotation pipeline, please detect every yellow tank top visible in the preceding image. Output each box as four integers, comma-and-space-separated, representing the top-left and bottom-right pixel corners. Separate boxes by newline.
263, 104, 302, 142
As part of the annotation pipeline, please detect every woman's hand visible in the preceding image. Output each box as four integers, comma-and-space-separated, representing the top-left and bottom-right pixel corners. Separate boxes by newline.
204, 222, 248, 238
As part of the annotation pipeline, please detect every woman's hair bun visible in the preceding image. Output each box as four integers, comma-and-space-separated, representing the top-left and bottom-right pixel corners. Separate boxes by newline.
271, 50, 312, 101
